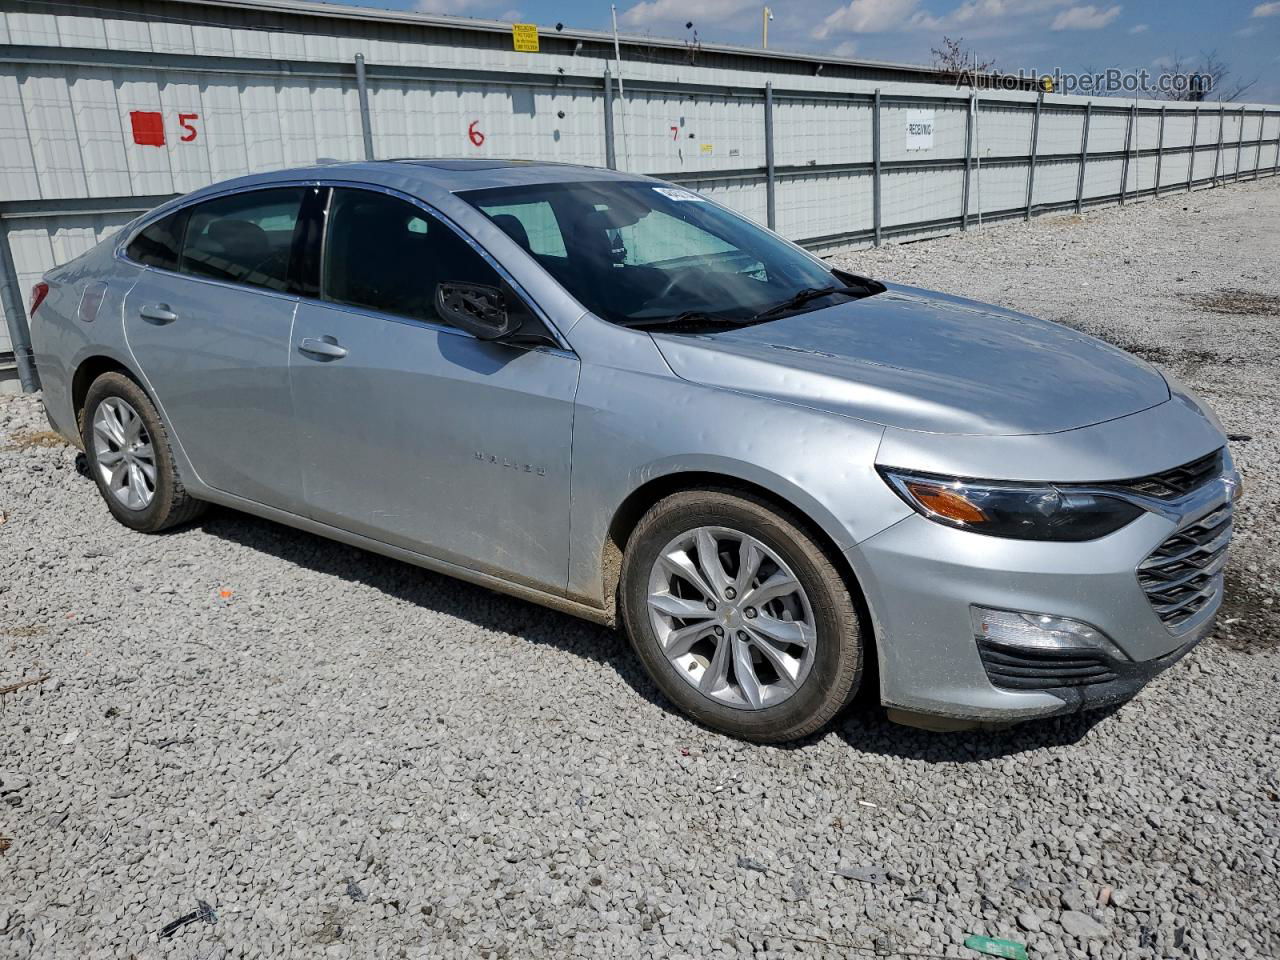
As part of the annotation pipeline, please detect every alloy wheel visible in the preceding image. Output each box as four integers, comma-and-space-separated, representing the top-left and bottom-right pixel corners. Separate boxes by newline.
92, 397, 157, 511
646, 525, 817, 710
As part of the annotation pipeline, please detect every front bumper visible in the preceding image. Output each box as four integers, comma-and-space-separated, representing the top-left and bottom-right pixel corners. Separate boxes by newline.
847, 475, 1233, 726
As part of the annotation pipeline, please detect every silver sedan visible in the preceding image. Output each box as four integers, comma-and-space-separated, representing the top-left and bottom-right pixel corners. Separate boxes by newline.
29, 160, 1239, 741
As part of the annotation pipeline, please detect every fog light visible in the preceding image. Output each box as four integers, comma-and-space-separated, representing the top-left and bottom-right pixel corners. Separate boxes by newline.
970, 606, 1126, 658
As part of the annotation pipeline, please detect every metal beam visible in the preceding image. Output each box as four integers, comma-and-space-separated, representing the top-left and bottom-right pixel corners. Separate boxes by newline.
0, 221, 39, 393
1187, 106, 1199, 192
1154, 105, 1165, 197
872, 88, 883, 247
1076, 102, 1092, 214
1024, 92, 1042, 221
1119, 103, 1135, 205
764, 82, 777, 231
962, 92, 975, 230
602, 68, 616, 170
354, 53, 375, 161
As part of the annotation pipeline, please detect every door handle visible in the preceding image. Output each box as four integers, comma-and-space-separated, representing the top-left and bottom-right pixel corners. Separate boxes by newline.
139, 303, 178, 324
298, 336, 348, 361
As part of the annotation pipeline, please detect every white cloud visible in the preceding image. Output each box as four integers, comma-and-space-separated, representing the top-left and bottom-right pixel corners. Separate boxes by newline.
908, 0, 1072, 35
1050, 4, 1122, 30
813, 0, 920, 38
1238, 23, 1262, 36
832, 40, 860, 56
1128, 22, 1147, 33
621, 0, 756, 27
1150, 55, 1174, 69
1252, 2, 1280, 16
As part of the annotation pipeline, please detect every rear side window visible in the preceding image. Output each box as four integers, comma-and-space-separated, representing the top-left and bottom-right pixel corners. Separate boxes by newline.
179, 188, 305, 293
323, 189, 502, 325
126, 208, 189, 270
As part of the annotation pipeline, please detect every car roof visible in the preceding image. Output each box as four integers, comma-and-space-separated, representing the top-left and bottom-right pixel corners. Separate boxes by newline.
188, 159, 648, 199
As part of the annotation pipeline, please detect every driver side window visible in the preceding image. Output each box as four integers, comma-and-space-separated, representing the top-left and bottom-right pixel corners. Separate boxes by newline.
322, 188, 504, 327
179, 188, 305, 293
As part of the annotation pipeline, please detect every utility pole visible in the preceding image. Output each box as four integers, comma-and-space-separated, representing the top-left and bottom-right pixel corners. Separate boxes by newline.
762, 6, 773, 48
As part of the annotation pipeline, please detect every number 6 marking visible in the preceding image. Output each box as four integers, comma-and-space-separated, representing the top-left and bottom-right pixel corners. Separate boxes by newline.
468, 121, 485, 147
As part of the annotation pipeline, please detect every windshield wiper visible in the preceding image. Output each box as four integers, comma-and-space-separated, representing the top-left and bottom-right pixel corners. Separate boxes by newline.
751, 285, 865, 322
618, 311, 750, 330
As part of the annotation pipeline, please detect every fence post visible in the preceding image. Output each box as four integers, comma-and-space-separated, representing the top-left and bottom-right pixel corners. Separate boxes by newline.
0, 220, 39, 393
1213, 105, 1224, 185
1187, 106, 1199, 191
602, 68, 617, 170
1235, 105, 1245, 182
764, 82, 777, 231
1254, 110, 1262, 180
872, 88, 882, 247
1273, 111, 1280, 176
1024, 92, 1042, 221
1075, 101, 1091, 214
1120, 104, 1135, 205
354, 54, 375, 161
962, 91, 974, 230
1154, 105, 1165, 198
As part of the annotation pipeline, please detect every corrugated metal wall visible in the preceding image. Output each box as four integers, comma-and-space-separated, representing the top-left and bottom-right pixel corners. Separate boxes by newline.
2, 0, 1280, 376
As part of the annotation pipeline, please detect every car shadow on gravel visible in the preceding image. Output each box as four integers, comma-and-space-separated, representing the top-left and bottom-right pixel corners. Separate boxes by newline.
195, 508, 673, 711
197, 506, 1123, 760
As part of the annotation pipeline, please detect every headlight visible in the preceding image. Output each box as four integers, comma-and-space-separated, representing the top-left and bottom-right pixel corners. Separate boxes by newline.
878, 468, 1143, 541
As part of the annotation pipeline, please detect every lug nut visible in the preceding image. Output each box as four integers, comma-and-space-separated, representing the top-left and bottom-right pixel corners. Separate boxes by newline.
724, 587, 737, 600
713, 625, 724, 637
737, 630, 748, 641
705, 600, 716, 611
743, 607, 757, 619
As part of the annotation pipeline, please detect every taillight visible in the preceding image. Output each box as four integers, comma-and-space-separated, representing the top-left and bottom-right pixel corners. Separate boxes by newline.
29, 281, 49, 316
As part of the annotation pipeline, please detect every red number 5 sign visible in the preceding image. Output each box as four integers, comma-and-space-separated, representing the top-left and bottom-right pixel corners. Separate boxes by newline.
128, 110, 200, 147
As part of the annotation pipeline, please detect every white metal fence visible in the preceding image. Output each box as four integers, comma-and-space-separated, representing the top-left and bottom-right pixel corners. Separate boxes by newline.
2, 0, 1279, 391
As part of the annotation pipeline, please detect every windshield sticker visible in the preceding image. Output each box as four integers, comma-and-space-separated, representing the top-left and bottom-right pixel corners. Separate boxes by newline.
654, 187, 706, 202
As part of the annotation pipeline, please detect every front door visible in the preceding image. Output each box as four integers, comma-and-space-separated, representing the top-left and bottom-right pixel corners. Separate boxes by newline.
122, 186, 311, 511
287, 187, 579, 594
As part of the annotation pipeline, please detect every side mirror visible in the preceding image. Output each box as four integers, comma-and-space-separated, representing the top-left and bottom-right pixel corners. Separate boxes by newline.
435, 282, 524, 341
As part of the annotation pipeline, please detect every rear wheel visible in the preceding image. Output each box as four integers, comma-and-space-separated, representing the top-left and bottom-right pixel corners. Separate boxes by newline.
81, 372, 206, 532
620, 489, 863, 743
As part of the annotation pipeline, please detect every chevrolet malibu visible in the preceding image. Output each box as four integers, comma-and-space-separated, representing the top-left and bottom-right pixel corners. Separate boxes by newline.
29, 160, 1239, 742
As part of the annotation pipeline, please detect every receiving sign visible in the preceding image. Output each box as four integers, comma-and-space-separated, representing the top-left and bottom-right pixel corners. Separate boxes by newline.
905, 110, 935, 151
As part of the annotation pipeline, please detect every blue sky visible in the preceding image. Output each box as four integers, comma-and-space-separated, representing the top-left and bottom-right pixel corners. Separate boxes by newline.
354, 0, 1280, 101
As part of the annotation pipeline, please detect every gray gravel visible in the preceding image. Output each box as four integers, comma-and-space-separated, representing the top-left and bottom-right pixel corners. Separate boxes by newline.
3, 179, 1279, 960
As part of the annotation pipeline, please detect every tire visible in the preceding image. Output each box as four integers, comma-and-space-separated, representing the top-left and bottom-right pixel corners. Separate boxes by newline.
620, 489, 863, 743
80, 372, 206, 533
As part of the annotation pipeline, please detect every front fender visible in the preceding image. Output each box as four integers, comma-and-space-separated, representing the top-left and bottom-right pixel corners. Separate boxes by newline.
565, 360, 911, 606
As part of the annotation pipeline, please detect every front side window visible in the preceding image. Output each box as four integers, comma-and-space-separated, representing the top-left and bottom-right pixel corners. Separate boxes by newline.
126, 208, 189, 271
462, 181, 859, 329
179, 188, 305, 293
322, 188, 502, 325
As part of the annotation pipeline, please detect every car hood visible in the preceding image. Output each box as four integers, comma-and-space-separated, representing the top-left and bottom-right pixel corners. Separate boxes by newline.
650, 283, 1170, 436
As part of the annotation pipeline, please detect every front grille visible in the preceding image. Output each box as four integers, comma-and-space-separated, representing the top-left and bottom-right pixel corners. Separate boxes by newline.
977, 640, 1118, 690
1116, 449, 1224, 500
1139, 504, 1232, 630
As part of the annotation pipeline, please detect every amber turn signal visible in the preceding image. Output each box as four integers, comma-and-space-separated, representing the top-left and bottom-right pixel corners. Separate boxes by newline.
905, 481, 990, 525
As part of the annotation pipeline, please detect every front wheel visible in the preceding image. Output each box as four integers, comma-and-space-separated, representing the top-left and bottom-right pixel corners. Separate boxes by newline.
620, 489, 863, 743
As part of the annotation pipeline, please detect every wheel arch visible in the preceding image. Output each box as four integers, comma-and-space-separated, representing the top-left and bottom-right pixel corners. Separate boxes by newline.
600, 468, 875, 652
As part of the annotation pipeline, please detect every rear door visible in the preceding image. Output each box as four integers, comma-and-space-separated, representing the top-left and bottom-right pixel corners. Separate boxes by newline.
287, 186, 579, 594
122, 186, 316, 511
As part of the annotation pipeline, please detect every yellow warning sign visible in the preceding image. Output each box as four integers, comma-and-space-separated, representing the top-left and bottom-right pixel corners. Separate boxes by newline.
512, 23, 539, 53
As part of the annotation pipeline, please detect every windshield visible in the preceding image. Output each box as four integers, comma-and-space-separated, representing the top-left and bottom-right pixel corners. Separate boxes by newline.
458, 180, 875, 329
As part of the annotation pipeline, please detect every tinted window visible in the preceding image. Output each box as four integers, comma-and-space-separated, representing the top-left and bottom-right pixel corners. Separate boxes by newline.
323, 189, 501, 325
179, 188, 304, 292
126, 208, 189, 271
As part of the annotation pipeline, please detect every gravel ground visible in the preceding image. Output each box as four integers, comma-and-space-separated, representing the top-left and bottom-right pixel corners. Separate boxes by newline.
3, 179, 1279, 960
